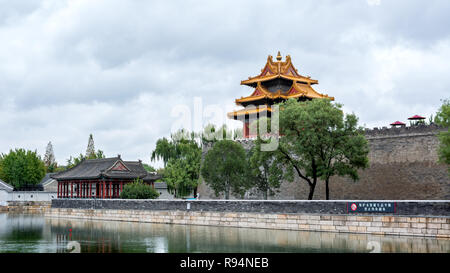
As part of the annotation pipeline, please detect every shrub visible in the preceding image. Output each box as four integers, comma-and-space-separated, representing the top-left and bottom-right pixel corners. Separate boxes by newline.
120, 179, 159, 199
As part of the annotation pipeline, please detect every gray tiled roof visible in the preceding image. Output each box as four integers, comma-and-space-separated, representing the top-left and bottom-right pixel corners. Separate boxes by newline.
0, 179, 14, 192
40, 173, 56, 185
51, 157, 161, 182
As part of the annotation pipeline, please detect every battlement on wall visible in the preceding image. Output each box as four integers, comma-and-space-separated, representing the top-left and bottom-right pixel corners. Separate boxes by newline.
364, 123, 446, 139
202, 124, 446, 151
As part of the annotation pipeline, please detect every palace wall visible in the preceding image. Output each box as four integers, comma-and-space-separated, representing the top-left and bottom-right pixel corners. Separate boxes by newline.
47, 199, 450, 238
197, 124, 450, 200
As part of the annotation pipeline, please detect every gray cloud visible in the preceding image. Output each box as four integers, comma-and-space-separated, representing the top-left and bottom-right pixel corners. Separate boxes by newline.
0, 0, 449, 167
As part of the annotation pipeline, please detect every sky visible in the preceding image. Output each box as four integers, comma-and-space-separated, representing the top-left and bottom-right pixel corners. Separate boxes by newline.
0, 0, 449, 168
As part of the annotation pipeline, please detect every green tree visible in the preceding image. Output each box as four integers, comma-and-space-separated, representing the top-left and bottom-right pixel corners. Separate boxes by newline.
273, 98, 369, 200
142, 163, 156, 172
151, 137, 175, 168
65, 134, 106, 169
43, 141, 57, 173
152, 130, 202, 198
201, 140, 250, 199
85, 134, 96, 158
120, 178, 159, 199
0, 148, 46, 189
435, 99, 450, 174
201, 124, 232, 144
165, 130, 201, 198
248, 138, 284, 199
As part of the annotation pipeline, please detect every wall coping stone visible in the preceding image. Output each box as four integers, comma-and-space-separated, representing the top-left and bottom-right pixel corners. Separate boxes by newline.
51, 199, 450, 217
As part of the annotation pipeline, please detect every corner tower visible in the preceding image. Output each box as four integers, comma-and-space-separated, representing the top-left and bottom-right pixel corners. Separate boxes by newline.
227, 52, 334, 138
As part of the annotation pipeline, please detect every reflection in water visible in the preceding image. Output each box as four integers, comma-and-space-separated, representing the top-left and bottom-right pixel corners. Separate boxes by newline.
0, 213, 449, 253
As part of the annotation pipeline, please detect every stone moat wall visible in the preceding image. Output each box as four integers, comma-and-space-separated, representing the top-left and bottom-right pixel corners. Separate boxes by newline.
198, 124, 450, 200
0, 201, 51, 213
47, 199, 450, 238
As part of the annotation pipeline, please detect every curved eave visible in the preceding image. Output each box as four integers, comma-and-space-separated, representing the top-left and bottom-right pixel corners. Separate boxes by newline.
227, 107, 272, 119
241, 74, 318, 86
283, 93, 335, 101
235, 95, 267, 104
235, 81, 333, 105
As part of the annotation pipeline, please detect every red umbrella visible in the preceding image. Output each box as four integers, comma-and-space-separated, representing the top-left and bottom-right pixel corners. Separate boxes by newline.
390, 121, 405, 126
408, 115, 425, 120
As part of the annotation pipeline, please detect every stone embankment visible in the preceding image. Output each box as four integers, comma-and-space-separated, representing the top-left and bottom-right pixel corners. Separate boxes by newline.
1, 201, 51, 213
46, 199, 450, 238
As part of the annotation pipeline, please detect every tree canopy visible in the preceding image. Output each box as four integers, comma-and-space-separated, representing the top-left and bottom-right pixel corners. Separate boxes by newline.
0, 148, 46, 189
153, 129, 202, 198
272, 98, 369, 200
201, 140, 250, 199
66, 134, 105, 169
120, 178, 159, 199
435, 98, 450, 174
43, 141, 57, 173
247, 138, 284, 199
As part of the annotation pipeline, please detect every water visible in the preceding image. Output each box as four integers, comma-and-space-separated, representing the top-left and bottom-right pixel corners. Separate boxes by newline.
0, 213, 449, 253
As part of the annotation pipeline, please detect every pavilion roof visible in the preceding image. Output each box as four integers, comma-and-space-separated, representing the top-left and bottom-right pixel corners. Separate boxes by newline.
51, 157, 161, 181
227, 105, 272, 119
235, 81, 334, 105
241, 52, 319, 86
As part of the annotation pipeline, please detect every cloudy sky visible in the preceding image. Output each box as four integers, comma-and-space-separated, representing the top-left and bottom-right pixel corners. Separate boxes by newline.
0, 0, 449, 168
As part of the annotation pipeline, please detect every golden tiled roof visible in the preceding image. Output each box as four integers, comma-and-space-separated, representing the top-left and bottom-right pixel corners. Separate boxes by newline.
227, 105, 272, 118
235, 81, 334, 105
241, 52, 318, 86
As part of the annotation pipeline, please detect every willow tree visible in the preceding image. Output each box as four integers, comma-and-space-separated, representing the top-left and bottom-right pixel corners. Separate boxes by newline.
153, 130, 202, 198
273, 98, 369, 200
151, 137, 175, 168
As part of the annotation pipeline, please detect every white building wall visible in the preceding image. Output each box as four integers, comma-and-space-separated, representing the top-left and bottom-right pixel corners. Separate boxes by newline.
0, 190, 9, 206
9, 191, 57, 202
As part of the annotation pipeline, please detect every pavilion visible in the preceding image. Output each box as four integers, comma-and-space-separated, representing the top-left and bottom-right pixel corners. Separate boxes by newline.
227, 51, 334, 138
51, 156, 160, 199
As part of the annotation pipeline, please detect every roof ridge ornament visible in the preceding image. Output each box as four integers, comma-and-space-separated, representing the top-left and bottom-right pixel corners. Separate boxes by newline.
276, 51, 282, 61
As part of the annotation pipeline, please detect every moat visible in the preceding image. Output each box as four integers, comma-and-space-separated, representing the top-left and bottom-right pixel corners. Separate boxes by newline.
0, 213, 449, 253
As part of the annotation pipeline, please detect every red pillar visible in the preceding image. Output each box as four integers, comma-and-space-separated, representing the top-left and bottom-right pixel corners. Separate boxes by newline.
57, 182, 60, 198
109, 182, 112, 198
244, 121, 249, 138
89, 182, 92, 198
102, 181, 105, 199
